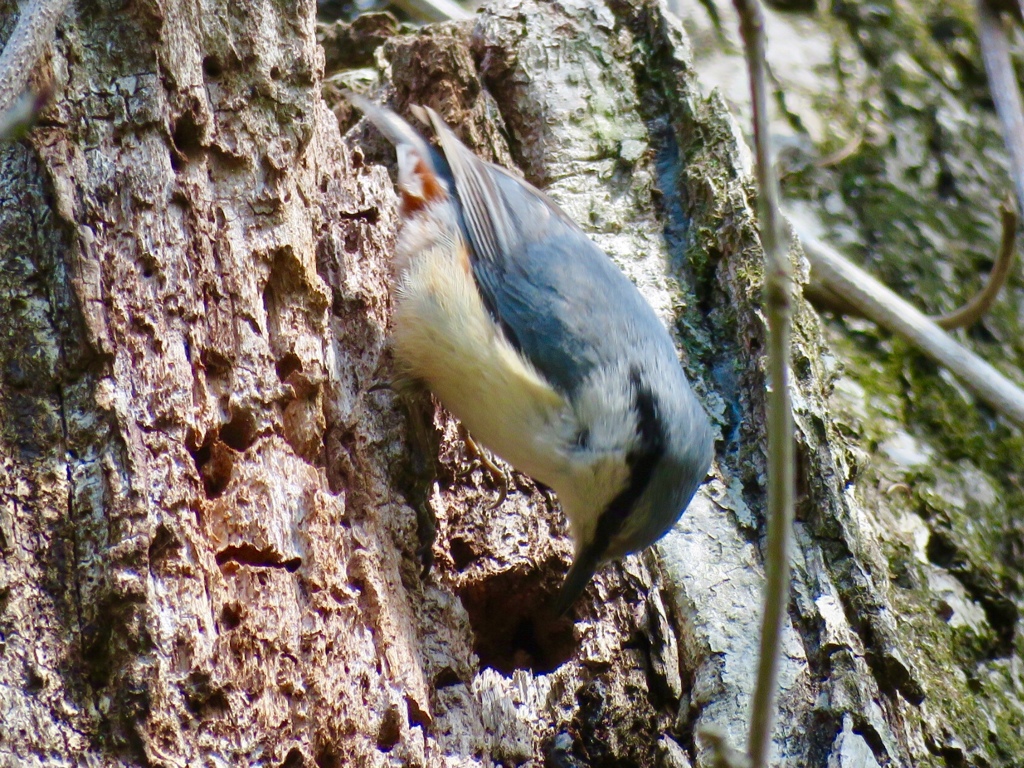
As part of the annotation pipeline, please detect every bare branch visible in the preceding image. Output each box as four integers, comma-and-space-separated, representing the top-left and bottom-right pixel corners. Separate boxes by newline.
932, 204, 1018, 330
976, 0, 1024, 215
731, 2, 795, 767
798, 227, 1024, 426
387, 0, 472, 22
0, 0, 70, 123
797, 3, 1024, 425
805, 206, 1017, 329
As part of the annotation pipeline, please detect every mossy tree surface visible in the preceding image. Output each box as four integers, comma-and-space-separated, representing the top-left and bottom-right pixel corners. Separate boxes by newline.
681, 0, 1024, 764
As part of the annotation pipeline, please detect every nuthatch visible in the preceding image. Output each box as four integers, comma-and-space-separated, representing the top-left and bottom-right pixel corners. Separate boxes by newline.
348, 93, 714, 614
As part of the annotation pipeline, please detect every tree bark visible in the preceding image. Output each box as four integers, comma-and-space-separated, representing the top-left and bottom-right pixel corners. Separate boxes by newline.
0, 0, 1018, 766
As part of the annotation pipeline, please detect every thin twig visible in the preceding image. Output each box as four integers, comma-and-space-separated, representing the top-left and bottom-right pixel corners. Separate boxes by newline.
976, 0, 1024, 216
805, 204, 1018, 327
732, 2, 795, 767
932, 204, 1018, 330
797, 227, 1024, 425
798, 3, 1024, 426
0, 0, 71, 121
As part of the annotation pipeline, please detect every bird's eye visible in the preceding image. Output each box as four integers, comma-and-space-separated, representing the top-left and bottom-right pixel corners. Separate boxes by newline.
575, 427, 590, 449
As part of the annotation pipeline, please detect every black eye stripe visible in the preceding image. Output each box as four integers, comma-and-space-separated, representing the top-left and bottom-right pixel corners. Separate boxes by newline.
585, 366, 667, 562
628, 367, 664, 464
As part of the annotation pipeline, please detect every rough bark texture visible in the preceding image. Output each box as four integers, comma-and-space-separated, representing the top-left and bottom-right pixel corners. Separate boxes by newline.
676, 1, 1024, 766
0, 0, 1020, 767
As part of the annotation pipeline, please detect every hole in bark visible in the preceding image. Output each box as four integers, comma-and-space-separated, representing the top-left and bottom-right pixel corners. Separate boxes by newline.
139, 252, 158, 279
220, 410, 257, 452
449, 537, 476, 570
148, 523, 180, 571
314, 746, 341, 768
459, 567, 575, 675
183, 671, 229, 715
279, 747, 303, 768
433, 667, 461, 689
216, 543, 301, 572
764, 0, 816, 10
270, 65, 282, 80
171, 111, 204, 162
200, 348, 232, 377
203, 55, 223, 78
983, 597, 1019, 655
24, 666, 44, 692
937, 744, 967, 767
936, 167, 956, 199
276, 352, 303, 381
377, 705, 402, 751
188, 434, 234, 499
220, 602, 243, 630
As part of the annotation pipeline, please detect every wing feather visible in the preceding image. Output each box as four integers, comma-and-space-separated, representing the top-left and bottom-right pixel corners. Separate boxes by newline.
418, 108, 672, 397
420, 106, 518, 266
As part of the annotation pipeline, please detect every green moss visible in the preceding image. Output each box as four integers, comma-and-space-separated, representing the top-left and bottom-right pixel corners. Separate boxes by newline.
682, 0, 1024, 759
886, 571, 1024, 760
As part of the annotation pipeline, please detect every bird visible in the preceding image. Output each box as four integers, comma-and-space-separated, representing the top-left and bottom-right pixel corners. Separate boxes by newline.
347, 92, 714, 614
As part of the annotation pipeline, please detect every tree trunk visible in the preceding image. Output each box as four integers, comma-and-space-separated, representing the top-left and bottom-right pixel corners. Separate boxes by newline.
0, 0, 1019, 766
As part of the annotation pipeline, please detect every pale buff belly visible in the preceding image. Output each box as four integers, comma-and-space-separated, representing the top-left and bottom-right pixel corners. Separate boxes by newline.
390, 235, 570, 490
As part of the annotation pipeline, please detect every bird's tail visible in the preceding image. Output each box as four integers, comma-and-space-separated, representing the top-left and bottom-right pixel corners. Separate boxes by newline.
344, 92, 449, 214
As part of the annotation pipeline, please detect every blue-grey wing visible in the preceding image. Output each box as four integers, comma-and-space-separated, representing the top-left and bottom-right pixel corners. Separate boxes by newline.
471, 213, 661, 395
421, 107, 671, 395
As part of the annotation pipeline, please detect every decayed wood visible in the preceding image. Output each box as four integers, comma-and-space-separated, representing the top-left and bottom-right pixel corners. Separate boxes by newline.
2, 0, 1014, 766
